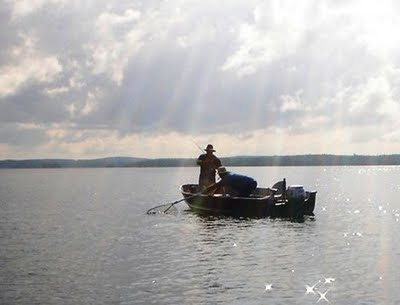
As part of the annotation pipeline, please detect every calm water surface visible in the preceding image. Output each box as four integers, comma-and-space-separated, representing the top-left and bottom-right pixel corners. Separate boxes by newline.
1, 167, 400, 304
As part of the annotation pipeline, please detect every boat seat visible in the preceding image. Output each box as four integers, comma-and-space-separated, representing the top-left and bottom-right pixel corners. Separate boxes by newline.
272, 179, 286, 196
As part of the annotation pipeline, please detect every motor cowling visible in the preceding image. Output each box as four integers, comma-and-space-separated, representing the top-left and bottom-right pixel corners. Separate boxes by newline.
286, 185, 306, 200
286, 185, 305, 219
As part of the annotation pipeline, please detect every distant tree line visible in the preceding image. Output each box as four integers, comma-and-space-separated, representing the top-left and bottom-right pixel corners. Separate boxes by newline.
2, 154, 400, 168
221, 154, 400, 166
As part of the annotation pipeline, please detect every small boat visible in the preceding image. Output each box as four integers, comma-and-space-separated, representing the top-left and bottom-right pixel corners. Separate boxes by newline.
180, 179, 317, 219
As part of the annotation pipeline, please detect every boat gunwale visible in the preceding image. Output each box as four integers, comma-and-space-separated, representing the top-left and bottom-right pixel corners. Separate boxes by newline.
179, 184, 273, 201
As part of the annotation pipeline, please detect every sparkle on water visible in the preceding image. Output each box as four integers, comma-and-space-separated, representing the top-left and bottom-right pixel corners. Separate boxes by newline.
265, 283, 273, 291
305, 281, 319, 295
304, 277, 335, 303
324, 278, 335, 284
317, 288, 331, 303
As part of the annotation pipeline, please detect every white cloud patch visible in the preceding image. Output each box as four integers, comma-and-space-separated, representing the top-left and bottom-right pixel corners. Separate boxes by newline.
96, 9, 141, 26
221, 23, 302, 76
66, 104, 76, 117
68, 74, 85, 89
0, 33, 62, 97
280, 89, 306, 112
64, 90, 100, 118
87, 8, 143, 84
43, 86, 69, 96
16, 122, 43, 130
0, 56, 62, 97
81, 91, 99, 116
8, 0, 66, 18
221, 2, 307, 76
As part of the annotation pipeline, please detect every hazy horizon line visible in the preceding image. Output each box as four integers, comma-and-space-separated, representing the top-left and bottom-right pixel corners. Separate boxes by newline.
2, 153, 400, 161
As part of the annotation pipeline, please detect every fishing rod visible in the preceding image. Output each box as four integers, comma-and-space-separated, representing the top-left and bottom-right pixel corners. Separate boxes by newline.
191, 140, 204, 153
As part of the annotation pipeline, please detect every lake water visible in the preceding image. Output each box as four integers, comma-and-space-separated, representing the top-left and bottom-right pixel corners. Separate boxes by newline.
1, 166, 399, 305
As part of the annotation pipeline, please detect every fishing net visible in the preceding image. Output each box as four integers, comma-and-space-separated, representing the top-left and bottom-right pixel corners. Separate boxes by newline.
146, 193, 200, 215
146, 203, 179, 215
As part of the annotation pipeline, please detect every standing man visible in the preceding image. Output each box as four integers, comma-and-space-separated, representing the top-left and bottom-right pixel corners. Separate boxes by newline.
197, 144, 222, 189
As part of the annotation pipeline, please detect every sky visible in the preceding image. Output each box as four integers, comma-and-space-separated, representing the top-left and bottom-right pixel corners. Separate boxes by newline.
1, 0, 400, 159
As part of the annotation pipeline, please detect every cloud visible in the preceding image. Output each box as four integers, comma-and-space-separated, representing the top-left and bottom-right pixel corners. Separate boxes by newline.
43, 86, 69, 97
0, 33, 62, 97
221, 3, 306, 76
7, 0, 66, 18
0, 122, 48, 147
87, 8, 143, 84
1, 0, 400, 158
280, 89, 306, 112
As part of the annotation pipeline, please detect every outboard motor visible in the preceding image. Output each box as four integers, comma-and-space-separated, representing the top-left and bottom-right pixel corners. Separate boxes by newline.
287, 185, 306, 200
286, 185, 305, 219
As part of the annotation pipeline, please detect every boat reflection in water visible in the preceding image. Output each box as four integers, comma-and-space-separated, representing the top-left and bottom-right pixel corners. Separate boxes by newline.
180, 179, 317, 220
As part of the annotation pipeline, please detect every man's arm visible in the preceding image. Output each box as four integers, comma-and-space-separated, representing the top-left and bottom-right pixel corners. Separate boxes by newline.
202, 182, 218, 194
197, 154, 205, 165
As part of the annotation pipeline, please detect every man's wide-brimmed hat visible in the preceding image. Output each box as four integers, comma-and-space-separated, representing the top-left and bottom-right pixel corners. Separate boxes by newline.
205, 144, 216, 152
217, 166, 228, 175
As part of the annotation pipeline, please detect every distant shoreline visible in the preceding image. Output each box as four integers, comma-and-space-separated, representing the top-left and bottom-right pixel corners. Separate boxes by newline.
2, 154, 400, 168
